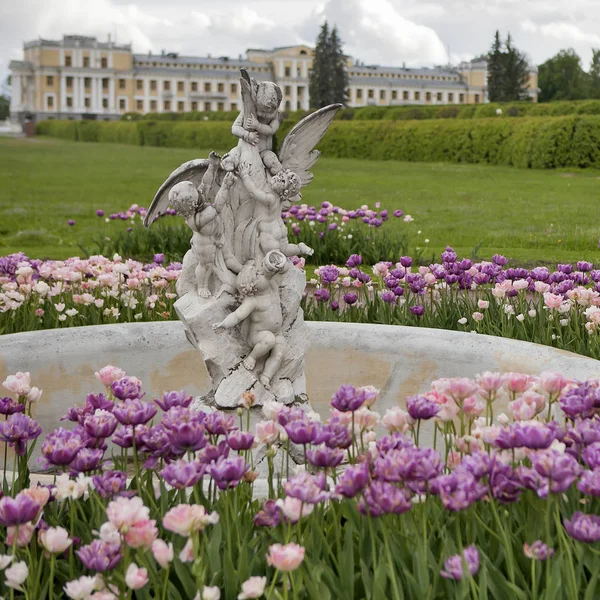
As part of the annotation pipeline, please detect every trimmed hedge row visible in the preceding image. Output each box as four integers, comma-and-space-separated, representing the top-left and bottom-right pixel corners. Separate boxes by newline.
37, 115, 600, 169
121, 100, 600, 123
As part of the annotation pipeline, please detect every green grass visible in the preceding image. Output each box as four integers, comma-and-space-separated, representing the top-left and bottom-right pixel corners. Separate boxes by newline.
1, 136, 599, 264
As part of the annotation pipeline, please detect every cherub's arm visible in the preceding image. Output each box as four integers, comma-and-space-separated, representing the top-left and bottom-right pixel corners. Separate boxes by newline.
237, 163, 271, 204
232, 110, 259, 146
213, 173, 236, 213
193, 205, 218, 229
213, 298, 255, 331
247, 113, 282, 136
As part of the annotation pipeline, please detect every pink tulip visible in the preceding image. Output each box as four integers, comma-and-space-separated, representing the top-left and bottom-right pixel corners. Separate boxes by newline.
255, 420, 279, 445
3, 372, 31, 396
543, 292, 563, 310
475, 372, 503, 395
124, 519, 158, 549
106, 496, 150, 532
125, 563, 148, 590
276, 497, 314, 523
39, 526, 72, 554
7, 523, 35, 548
238, 576, 267, 599
179, 538, 194, 562
163, 504, 219, 536
151, 539, 174, 568
539, 372, 569, 396
266, 543, 305, 572
95, 365, 126, 387
381, 407, 414, 433
503, 373, 532, 395
5, 561, 28, 590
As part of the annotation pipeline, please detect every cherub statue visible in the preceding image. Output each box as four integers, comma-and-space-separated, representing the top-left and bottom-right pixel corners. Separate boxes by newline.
236, 161, 313, 260
169, 171, 242, 298
213, 250, 288, 389
231, 69, 284, 176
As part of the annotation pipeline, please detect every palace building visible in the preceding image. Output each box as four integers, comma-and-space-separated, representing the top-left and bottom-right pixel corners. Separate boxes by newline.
8, 35, 539, 122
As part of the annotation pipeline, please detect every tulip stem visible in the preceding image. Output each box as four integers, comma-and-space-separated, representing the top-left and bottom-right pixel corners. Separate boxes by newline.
48, 554, 55, 600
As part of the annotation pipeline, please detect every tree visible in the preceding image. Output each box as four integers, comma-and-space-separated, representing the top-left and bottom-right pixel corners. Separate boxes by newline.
309, 22, 348, 108
589, 49, 600, 98
0, 96, 9, 121
486, 32, 529, 101
538, 49, 590, 102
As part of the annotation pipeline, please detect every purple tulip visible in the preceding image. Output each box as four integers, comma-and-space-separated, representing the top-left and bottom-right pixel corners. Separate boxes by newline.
203, 411, 236, 436
441, 247, 457, 264
154, 390, 193, 411
0, 398, 25, 416
524, 541, 554, 561
343, 292, 358, 305
284, 419, 324, 445
406, 395, 439, 420
69, 448, 105, 474
319, 265, 340, 284
334, 461, 370, 498
410, 305, 425, 317
83, 411, 118, 439
254, 499, 281, 527
306, 445, 344, 468
86, 393, 114, 412
533, 449, 582, 495
331, 300, 340, 310
399, 256, 412, 268
161, 458, 205, 489
322, 418, 352, 449
112, 425, 134, 448
153, 253, 165, 264
111, 377, 142, 401
393, 209, 404, 218
113, 399, 156, 426
331, 384, 367, 412
359, 481, 411, 516
381, 290, 396, 303
577, 470, 600, 496
492, 254, 507, 266
166, 419, 207, 453
138, 425, 173, 464
77, 540, 122, 571
209, 455, 249, 490
564, 512, 600, 543
227, 430, 254, 451
488, 463, 524, 503
42, 427, 85, 466
583, 442, 600, 469
0, 413, 42, 455
430, 473, 487, 511
314, 288, 330, 302
441, 545, 480, 580
560, 383, 598, 419
197, 441, 230, 465
577, 261, 593, 272
456, 452, 494, 479
0, 493, 40, 526
92, 470, 127, 499
284, 472, 329, 504
376, 432, 414, 454
67, 219, 76, 226
96, 209, 105, 217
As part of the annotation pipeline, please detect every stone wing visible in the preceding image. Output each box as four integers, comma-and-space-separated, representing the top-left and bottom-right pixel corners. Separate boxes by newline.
144, 159, 210, 227
277, 103, 343, 187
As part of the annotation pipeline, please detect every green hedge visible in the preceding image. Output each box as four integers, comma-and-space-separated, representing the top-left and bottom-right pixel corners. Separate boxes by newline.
37, 114, 600, 169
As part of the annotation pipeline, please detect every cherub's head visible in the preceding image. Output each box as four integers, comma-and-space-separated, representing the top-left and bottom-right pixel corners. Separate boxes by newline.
236, 260, 259, 296
270, 169, 301, 200
255, 82, 282, 118
169, 181, 202, 219
220, 150, 240, 173
262, 250, 287, 278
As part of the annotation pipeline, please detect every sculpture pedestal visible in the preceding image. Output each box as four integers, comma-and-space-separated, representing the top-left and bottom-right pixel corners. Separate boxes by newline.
175, 266, 310, 409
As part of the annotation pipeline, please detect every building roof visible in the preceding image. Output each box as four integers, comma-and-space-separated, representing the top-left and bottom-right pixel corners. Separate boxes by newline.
348, 75, 468, 89
132, 54, 267, 69
9, 60, 33, 71
350, 64, 459, 78
24, 35, 131, 51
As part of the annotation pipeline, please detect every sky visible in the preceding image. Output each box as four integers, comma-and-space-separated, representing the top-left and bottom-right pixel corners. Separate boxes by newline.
2, 0, 600, 86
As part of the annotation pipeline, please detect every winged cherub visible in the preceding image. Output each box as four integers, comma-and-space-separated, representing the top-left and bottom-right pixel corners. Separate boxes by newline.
236, 161, 313, 260
169, 171, 242, 298
213, 250, 288, 389
231, 69, 284, 176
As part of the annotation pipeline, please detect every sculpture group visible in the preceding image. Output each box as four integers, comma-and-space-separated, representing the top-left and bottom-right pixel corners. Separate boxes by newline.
145, 69, 341, 406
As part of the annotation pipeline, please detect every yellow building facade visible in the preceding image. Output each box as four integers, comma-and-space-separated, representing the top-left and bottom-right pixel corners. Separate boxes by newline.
9, 35, 539, 122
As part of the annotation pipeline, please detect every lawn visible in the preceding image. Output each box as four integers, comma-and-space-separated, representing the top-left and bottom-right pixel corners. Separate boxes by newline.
0, 136, 598, 264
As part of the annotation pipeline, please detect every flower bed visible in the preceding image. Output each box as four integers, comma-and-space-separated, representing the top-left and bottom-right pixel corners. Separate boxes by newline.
2, 250, 600, 361
78, 203, 419, 266
0, 367, 599, 598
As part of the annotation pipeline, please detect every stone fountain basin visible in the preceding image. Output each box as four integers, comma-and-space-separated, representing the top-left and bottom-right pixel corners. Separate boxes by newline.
0, 322, 598, 465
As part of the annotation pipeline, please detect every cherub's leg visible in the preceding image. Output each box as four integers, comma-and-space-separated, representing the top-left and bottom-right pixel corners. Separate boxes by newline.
260, 335, 286, 389
198, 151, 222, 199
195, 246, 216, 298
243, 331, 276, 371
261, 150, 283, 175
223, 248, 243, 274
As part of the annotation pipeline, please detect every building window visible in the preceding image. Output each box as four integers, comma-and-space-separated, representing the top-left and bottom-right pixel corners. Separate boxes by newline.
459, 93, 465, 103
83, 56, 90, 68
164, 100, 171, 111
66, 76, 73, 88
119, 99, 126, 110
136, 99, 143, 111
150, 100, 157, 110
217, 102, 224, 111
231, 102, 237, 111
150, 80, 157, 91
217, 83, 224, 93
177, 81, 184, 92
284, 85, 291, 96
101, 57, 108, 68
368, 89, 374, 99
65, 55, 72, 67
231, 83, 237, 94
163, 81, 170, 91
102, 98, 108, 108
285, 100, 291, 110
85, 78, 91, 88
425, 92, 431, 101
474, 93, 480, 103
47, 95, 54, 109
84, 97, 91, 108
204, 102, 211, 111
136, 80, 143, 90
391, 91, 397, 99
46, 76, 54, 86
204, 83, 211, 92
403, 91, 409, 100
285, 66, 291, 77
178, 101, 184, 112
436, 92, 442, 101
448, 93, 454, 102
380, 90, 385, 100
191, 82, 198, 92
414, 91, 420, 100
297, 68, 302, 78
191, 101, 198, 110
356, 89, 363, 99
102, 78, 109, 90
66, 97, 73, 107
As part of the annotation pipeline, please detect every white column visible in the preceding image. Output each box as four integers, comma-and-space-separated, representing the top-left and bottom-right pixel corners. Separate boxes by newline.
109, 78, 115, 111
60, 76, 66, 111
292, 85, 298, 110
278, 60, 284, 78
79, 77, 85, 111
11, 76, 22, 112
108, 51, 113, 68
292, 59, 298, 79
91, 78, 97, 112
